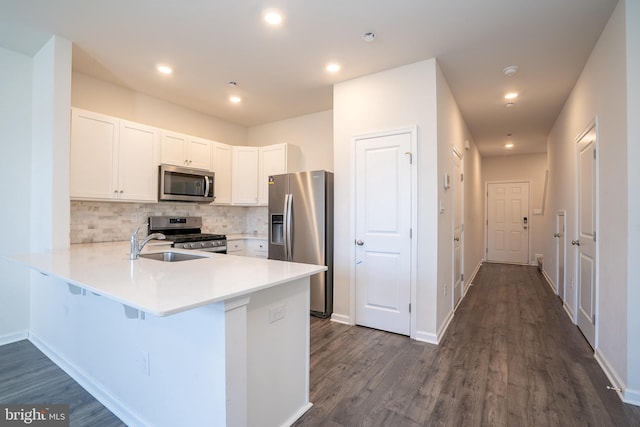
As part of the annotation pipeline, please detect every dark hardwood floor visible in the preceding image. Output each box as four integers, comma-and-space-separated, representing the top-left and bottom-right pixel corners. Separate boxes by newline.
294, 264, 640, 427
2, 264, 639, 426
0, 340, 126, 426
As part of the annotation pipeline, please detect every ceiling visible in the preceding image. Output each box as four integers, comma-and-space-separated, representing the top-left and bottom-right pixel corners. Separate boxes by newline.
0, 0, 617, 157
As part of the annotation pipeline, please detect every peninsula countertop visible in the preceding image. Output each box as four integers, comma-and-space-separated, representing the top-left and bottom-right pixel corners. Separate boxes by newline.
6, 242, 326, 317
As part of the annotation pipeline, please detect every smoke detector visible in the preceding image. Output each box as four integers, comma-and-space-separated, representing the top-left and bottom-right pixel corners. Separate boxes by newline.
503, 66, 519, 77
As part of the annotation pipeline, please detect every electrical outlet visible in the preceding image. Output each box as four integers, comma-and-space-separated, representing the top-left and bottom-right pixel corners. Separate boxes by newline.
137, 351, 150, 376
269, 304, 286, 323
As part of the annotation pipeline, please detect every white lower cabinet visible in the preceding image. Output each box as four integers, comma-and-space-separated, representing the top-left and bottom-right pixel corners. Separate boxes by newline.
70, 108, 159, 202
226, 238, 268, 258
226, 239, 246, 256
246, 239, 268, 258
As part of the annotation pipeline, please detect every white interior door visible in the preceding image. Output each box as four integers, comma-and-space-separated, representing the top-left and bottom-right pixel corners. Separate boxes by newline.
355, 131, 412, 336
487, 182, 530, 264
555, 212, 566, 301
452, 148, 464, 306
575, 125, 597, 348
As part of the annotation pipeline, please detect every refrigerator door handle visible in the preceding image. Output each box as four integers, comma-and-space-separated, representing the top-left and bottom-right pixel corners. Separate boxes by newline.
286, 193, 293, 261
283, 194, 289, 260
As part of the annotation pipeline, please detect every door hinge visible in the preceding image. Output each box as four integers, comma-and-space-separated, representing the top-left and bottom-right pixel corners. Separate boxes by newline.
409, 303, 411, 313
410, 228, 413, 238
486, 247, 488, 253
593, 149, 597, 159
593, 231, 596, 242
592, 313, 596, 324
460, 173, 464, 182
461, 273, 464, 282
461, 224, 464, 232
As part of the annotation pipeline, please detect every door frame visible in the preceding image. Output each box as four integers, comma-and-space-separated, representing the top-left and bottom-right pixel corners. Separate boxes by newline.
349, 126, 418, 338
555, 210, 567, 301
452, 146, 464, 308
484, 180, 532, 264
573, 118, 599, 346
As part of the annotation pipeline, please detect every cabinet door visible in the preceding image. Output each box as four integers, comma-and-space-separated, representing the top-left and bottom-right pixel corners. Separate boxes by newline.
160, 132, 187, 166
258, 144, 299, 205
246, 239, 268, 258
118, 120, 159, 202
212, 141, 232, 204
227, 239, 246, 255
232, 146, 259, 205
188, 137, 213, 170
70, 109, 118, 200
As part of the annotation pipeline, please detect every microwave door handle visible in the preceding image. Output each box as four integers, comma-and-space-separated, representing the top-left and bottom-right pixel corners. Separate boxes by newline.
204, 176, 210, 198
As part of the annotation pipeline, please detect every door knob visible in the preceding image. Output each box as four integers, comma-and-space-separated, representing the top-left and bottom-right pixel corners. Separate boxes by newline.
454, 237, 460, 242
571, 240, 581, 246
355, 240, 364, 246
553, 233, 560, 238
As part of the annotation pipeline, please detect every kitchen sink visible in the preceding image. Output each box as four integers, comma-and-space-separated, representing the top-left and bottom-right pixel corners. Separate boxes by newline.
139, 251, 208, 262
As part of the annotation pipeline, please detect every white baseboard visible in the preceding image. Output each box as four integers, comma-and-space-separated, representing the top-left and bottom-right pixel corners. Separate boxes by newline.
563, 303, 576, 323
465, 261, 482, 292
281, 402, 313, 427
624, 388, 640, 407
0, 330, 28, 346
414, 330, 438, 345
330, 312, 351, 325
541, 268, 557, 293
28, 333, 147, 427
594, 348, 626, 403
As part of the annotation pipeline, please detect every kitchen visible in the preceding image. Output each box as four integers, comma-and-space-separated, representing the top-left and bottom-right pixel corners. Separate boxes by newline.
2, 1, 640, 426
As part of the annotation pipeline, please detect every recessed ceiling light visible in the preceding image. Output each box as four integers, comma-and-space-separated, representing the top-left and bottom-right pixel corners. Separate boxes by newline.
505, 143, 514, 149
229, 96, 242, 104
326, 63, 341, 73
503, 65, 519, 77
264, 10, 283, 25
157, 65, 173, 75
504, 92, 518, 100
362, 32, 376, 42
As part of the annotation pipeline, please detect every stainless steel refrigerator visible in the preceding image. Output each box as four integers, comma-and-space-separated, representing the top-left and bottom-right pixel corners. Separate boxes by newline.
268, 170, 334, 317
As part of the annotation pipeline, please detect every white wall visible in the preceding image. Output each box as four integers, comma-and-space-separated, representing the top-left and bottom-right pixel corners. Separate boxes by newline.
625, 0, 640, 406
0, 46, 32, 344
248, 110, 333, 171
72, 72, 247, 146
31, 36, 71, 252
333, 59, 482, 342
333, 59, 438, 337
544, 0, 631, 398
482, 153, 547, 265
435, 64, 483, 331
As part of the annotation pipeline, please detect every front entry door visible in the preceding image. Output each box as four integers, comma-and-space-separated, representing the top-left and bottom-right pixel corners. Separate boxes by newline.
355, 130, 413, 336
575, 124, 597, 348
487, 182, 530, 264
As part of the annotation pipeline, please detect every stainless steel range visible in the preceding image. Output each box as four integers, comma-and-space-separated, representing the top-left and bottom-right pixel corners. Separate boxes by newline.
148, 216, 227, 253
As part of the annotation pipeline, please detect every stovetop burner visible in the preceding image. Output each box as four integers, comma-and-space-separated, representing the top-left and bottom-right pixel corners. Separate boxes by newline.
147, 216, 226, 250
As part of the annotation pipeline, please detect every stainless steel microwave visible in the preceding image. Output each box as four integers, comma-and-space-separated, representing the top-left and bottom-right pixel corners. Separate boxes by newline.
159, 164, 215, 203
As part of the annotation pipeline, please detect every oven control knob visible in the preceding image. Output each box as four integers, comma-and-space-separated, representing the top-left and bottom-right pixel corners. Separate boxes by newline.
189, 243, 195, 249
200, 242, 206, 248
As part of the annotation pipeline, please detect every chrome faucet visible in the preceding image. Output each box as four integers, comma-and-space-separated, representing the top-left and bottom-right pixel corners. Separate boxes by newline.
130, 223, 166, 260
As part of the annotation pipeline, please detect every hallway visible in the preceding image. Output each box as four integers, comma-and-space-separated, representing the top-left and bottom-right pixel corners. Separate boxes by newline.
295, 263, 640, 426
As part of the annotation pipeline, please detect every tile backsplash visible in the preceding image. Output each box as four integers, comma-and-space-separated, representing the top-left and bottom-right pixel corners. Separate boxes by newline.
70, 201, 268, 244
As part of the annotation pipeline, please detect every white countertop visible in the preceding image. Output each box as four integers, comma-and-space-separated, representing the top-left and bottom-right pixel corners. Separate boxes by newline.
7, 242, 326, 317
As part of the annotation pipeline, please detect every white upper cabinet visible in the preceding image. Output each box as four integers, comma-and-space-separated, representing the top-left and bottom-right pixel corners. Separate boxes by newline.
231, 146, 259, 205
160, 131, 213, 171
258, 143, 299, 205
118, 120, 160, 201
211, 141, 232, 205
70, 108, 159, 202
